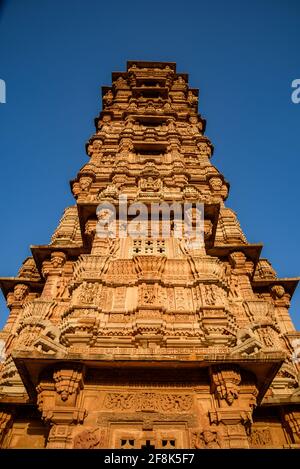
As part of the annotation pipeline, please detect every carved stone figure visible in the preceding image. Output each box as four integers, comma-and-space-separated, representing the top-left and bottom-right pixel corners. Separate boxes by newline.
103, 89, 114, 107
139, 177, 162, 193
271, 285, 285, 299
188, 116, 203, 135
209, 176, 223, 192
114, 76, 128, 89
79, 176, 93, 192
187, 90, 198, 106
13, 284, 29, 302
73, 429, 99, 449
194, 429, 220, 449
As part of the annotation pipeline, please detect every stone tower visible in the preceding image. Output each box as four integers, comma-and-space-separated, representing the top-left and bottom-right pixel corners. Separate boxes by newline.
0, 61, 299, 449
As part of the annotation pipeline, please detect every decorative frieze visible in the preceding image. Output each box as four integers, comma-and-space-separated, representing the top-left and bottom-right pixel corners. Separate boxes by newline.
103, 392, 193, 412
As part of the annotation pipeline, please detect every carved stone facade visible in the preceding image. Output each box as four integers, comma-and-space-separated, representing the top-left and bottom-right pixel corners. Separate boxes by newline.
0, 61, 299, 448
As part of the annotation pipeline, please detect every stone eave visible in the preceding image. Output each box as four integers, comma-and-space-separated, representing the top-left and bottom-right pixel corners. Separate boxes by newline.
207, 243, 263, 270
0, 394, 30, 406
0, 277, 44, 299
12, 349, 285, 404
30, 245, 88, 276
77, 201, 221, 250
127, 61, 177, 72
252, 278, 300, 297
261, 395, 300, 406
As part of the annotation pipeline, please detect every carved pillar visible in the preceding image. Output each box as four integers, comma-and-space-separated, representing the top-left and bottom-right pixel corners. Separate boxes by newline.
209, 365, 256, 448
4, 284, 29, 333
229, 252, 254, 300
0, 407, 14, 447
270, 285, 295, 333
197, 141, 211, 165
282, 408, 300, 444
85, 219, 97, 252
41, 252, 68, 299
46, 425, 73, 448
37, 364, 87, 448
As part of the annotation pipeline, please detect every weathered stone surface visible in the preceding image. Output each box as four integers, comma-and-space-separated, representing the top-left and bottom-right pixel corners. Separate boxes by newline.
0, 61, 299, 449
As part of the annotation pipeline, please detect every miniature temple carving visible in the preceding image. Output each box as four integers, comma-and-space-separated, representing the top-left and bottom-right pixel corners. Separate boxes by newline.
0, 61, 299, 448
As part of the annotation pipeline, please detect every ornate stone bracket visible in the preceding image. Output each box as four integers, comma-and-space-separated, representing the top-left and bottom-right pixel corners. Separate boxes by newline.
210, 365, 241, 405
36, 364, 87, 448
53, 364, 85, 403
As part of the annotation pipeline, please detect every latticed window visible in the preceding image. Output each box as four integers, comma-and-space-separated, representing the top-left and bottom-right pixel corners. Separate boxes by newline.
120, 439, 135, 449
132, 239, 143, 254
161, 439, 176, 448
156, 240, 166, 253
132, 239, 166, 255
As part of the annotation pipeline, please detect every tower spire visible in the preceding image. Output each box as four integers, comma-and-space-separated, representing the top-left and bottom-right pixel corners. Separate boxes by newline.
0, 61, 299, 449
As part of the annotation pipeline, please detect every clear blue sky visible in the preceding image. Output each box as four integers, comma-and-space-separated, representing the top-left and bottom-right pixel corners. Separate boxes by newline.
0, 0, 299, 328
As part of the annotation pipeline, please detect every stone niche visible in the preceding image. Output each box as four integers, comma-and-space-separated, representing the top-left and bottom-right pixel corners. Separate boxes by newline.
74, 366, 210, 449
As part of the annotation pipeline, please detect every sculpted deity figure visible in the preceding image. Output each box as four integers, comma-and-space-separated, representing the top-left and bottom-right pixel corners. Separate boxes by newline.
13, 284, 29, 302
40, 252, 67, 299
98, 115, 112, 132
96, 204, 117, 241
209, 176, 223, 192
51, 252, 66, 269
229, 273, 241, 299
139, 176, 162, 193
125, 116, 135, 130
271, 285, 285, 299
103, 89, 113, 107
189, 116, 203, 134
209, 176, 229, 199
143, 287, 155, 304
79, 176, 93, 192
167, 119, 176, 132
198, 142, 211, 158
87, 139, 102, 157
114, 76, 128, 89
176, 76, 185, 84
187, 90, 198, 106
73, 429, 99, 449
163, 101, 172, 111
194, 429, 220, 449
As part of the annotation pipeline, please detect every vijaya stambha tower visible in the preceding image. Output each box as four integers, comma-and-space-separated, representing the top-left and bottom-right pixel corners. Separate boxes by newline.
0, 61, 300, 449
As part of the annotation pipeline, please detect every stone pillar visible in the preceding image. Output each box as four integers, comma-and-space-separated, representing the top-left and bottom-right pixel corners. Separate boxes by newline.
4, 284, 29, 333
229, 252, 254, 301
209, 410, 251, 448
270, 285, 295, 333
41, 252, 67, 299
0, 407, 14, 446
282, 407, 300, 444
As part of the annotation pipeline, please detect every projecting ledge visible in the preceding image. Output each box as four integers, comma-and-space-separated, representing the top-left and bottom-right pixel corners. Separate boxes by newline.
11, 348, 285, 403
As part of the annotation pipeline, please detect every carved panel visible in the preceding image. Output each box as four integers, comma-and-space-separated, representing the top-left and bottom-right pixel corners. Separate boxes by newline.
73, 428, 100, 449
103, 392, 193, 412
249, 428, 273, 448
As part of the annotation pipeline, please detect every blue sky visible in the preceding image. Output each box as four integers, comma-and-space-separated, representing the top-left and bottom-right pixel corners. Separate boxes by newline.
0, 0, 299, 328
